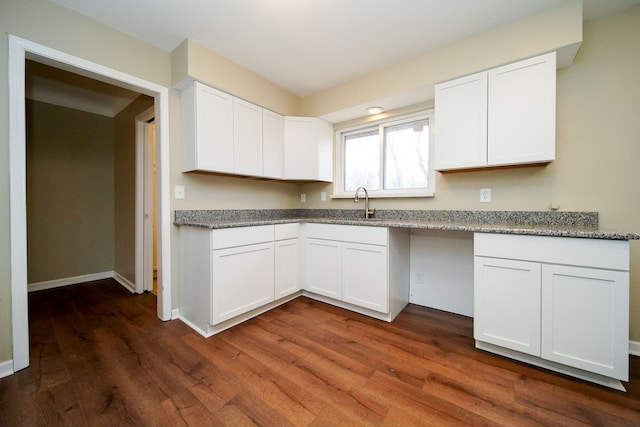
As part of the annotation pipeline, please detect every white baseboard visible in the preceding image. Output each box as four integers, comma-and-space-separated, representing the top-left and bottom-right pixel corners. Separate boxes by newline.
28, 271, 113, 292
0, 360, 14, 379
29, 270, 138, 294
630, 340, 640, 357
112, 272, 136, 293
171, 308, 180, 320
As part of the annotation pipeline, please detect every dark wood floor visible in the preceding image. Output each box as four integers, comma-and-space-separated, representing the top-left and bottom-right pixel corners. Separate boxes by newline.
1, 279, 640, 426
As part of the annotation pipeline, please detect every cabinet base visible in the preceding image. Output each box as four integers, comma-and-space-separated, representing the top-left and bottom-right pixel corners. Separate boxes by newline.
302, 290, 407, 322
475, 340, 626, 392
179, 292, 300, 338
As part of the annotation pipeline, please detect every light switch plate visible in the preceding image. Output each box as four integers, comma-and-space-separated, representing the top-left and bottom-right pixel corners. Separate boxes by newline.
320, 192, 327, 201
300, 193, 306, 203
175, 185, 185, 200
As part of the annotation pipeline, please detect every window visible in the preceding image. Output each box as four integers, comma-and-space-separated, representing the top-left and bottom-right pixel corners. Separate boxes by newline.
335, 111, 435, 198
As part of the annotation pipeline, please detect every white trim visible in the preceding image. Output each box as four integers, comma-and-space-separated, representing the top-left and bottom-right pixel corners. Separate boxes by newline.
8, 34, 173, 374
8, 35, 29, 373
28, 271, 113, 293
0, 360, 14, 379
135, 107, 155, 295
155, 84, 172, 322
112, 272, 136, 293
630, 340, 640, 357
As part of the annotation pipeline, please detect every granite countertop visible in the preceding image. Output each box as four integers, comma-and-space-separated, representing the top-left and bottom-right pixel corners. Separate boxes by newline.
174, 209, 640, 241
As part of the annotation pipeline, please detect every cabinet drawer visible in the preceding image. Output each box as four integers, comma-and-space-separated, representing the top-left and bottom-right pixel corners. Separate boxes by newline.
211, 225, 274, 250
306, 223, 387, 245
275, 223, 300, 240
474, 233, 629, 271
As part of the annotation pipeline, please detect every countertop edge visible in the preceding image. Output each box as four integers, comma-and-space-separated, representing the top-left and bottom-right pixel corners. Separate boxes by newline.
173, 217, 640, 241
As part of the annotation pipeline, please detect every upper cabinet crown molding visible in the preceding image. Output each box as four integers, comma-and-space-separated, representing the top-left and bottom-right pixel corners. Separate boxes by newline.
435, 52, 556, 172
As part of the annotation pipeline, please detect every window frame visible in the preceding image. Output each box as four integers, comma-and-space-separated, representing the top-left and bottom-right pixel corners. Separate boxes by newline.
333, 110, 435, 198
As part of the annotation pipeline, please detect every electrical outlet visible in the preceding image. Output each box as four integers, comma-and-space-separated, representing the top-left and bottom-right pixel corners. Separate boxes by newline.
300, 193, 306, 203
480, 188, 491, 203
320, 191, 327, 201
415, 272, 424, 284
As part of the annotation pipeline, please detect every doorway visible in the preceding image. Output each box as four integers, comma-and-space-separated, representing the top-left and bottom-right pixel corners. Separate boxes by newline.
8, 35, 172, 373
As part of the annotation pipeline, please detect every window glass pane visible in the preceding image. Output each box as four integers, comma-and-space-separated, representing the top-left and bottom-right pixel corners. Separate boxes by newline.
344, 130, 380, 192
384, 119, 429, 190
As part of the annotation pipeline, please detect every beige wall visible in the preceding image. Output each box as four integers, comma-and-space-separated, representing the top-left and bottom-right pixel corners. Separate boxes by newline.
26, 100, 115, 283
113, 96, 155, 283
302, 6, 640, 339
26, 94, 154, 287
172, 39, 300, 116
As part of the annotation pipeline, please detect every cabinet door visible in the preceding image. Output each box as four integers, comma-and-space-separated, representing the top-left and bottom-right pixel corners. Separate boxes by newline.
434, 72, 488, 171
262, 109, 284, 179
284, 116, 317, 180
194, 82, 234, 173
474, 256, 541, 356
541, 265, 629, 380
342, 243, 388, 313
305, 238, 341, 299
233, 98, 263, 176
315, 118, 334, 182
275, 238, 300, 298
211, 242, 275, 323
488, 52, 555, 166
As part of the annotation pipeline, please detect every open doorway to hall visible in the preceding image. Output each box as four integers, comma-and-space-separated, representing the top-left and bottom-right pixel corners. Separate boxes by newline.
9, 35, 172, 372
25, 59, 157, 298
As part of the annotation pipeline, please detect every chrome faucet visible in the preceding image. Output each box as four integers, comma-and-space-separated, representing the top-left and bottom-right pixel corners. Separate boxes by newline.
354, 186, 376, 219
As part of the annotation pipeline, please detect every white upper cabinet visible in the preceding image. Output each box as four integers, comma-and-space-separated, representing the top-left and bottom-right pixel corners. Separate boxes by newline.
262, 109, 284, 179
233, 98, 263, 176
182, 81, 234, 173
284, 116, 333, 181
181, 81, 331, 181
435, 72, 488, 170
488, 53, 556, 166
435, 52, 556, 171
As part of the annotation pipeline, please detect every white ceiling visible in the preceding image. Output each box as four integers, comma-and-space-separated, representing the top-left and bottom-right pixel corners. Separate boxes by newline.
52, 0, 640, 97
30, 1, 640, 120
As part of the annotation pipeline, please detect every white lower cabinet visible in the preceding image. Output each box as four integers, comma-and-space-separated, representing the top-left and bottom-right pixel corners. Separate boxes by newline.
474, 257, 541, 356
305, 238, 342, 299
274, 223, 301, 299
474, 233, 630, 390
303, 223, 409, 321
212, 242, 274, 323
541, 264, 628, 379
342, 242, 388, 313
179, 224, 300, 337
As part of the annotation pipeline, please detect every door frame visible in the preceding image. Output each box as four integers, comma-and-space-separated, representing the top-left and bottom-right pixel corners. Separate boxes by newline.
8, 35, 173, 372
135, 107, 156, 294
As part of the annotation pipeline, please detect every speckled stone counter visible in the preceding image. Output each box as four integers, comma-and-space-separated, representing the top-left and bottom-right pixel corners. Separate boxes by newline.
174, 209, 640, 240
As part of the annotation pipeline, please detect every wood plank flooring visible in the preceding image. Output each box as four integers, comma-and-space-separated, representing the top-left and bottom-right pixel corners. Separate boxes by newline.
1, 278, 640, 426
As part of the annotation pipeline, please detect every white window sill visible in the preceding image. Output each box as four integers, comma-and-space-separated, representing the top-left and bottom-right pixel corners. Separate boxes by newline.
331, 191, 434, 199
